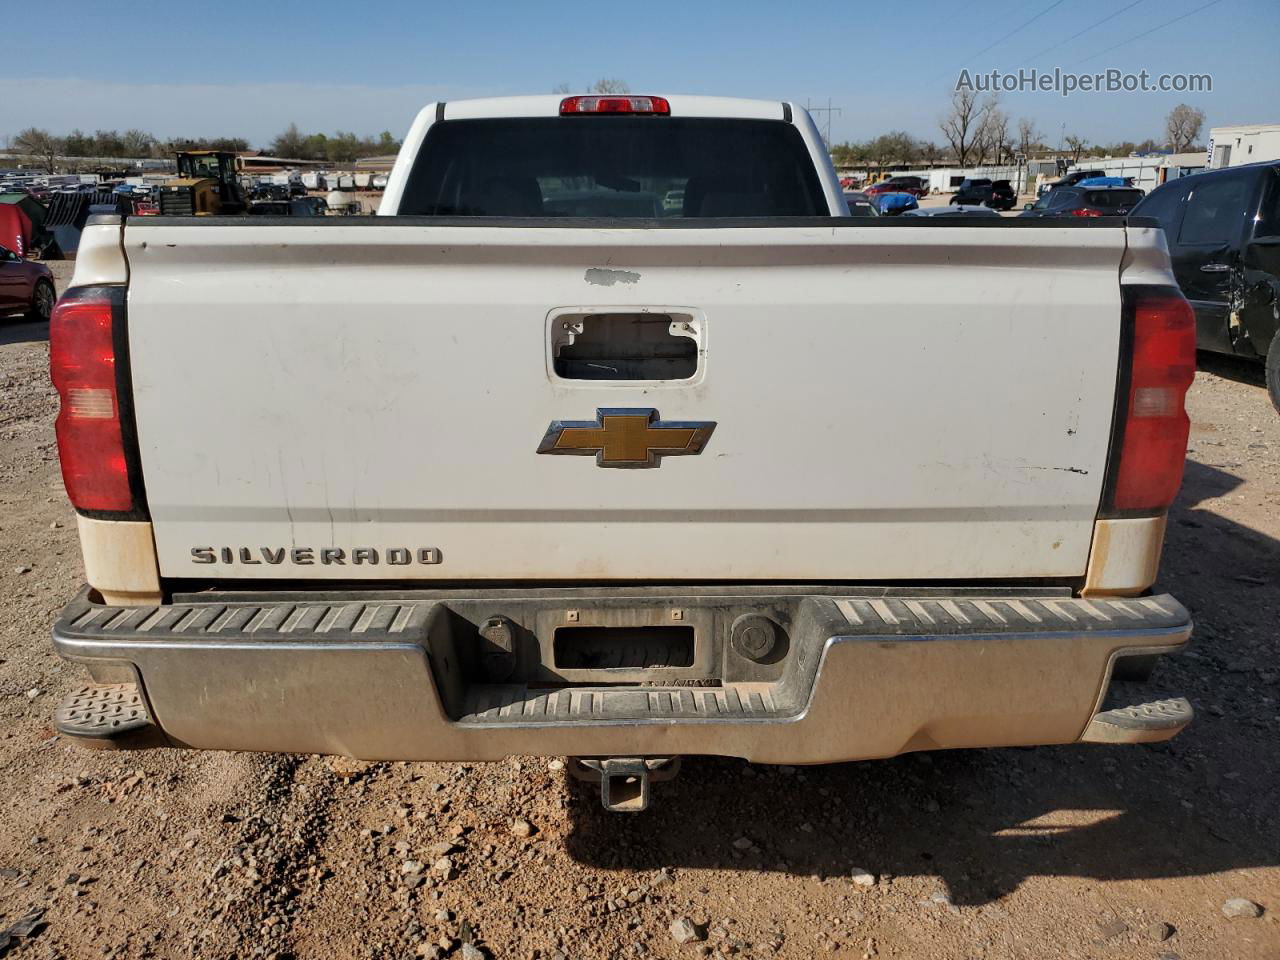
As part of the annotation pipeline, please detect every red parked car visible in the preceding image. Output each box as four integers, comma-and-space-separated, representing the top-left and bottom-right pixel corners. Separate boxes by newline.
0, 243, 56, 322
864, 175, 929, 199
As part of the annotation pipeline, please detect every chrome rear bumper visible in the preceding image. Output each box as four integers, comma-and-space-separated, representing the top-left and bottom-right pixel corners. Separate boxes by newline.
52, 586, 1192, 763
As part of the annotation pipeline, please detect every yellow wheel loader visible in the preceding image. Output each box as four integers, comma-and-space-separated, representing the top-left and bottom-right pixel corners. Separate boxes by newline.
158, 151, 247, 216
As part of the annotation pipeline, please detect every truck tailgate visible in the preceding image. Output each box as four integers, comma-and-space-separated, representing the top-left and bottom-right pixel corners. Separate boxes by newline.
123, 220, 1126, 582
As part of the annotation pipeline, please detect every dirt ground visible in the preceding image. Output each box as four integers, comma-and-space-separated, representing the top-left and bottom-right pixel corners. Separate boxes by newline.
1, 264, 1277, 960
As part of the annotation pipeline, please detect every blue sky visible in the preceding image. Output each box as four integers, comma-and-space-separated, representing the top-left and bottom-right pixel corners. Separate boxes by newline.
4, 0, 1277, 149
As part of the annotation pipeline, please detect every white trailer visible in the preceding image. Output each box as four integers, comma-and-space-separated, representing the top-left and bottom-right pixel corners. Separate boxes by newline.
906, 165, 1026, 196
1065, 154, 1205, 193
1207, 123, 1280, 169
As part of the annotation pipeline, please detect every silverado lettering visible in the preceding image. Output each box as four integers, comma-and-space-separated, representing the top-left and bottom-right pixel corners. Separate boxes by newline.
190, 546, 442, 565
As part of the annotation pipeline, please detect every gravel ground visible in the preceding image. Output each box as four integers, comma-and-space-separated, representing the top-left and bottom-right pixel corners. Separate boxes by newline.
0, 264, 1277, 959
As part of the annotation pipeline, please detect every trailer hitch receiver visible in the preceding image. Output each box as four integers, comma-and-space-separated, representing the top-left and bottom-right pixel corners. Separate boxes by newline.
569, 757, 681, 812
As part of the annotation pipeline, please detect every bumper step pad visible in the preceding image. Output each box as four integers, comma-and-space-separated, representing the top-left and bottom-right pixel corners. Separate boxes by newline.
54, 683, 154, 742
1080, 697, 1193, 744
460, 683, 775, 725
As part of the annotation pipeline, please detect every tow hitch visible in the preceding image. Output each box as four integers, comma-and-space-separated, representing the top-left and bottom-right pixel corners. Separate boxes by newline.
569, 757, 681, 812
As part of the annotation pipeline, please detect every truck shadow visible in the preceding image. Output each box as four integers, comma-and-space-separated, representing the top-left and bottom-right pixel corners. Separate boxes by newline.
562, 458, 1279, 907
0, 317, 49, 346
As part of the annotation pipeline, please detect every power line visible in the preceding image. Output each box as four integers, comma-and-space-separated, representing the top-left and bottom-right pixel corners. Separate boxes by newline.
1072, 0, 1225, 65
946, 0, 1071, 73
1023, 0, 1147, 62
805, 99, 842, 146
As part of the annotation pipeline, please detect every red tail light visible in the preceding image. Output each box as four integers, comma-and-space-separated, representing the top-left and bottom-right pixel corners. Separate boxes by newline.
49, 287, 145, 515
1102, 287, 1196, 515
1071, 206, 1104, 217
559, 95, 670, 115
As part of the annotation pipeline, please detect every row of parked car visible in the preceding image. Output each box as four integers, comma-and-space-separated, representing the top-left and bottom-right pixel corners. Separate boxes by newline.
856, 175, 1144, 219
6, 158, 1278, 411
844, 190, 1002, 217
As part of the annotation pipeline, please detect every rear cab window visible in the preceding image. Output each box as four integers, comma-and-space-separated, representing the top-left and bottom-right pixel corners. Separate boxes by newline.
398, 117, 828, 218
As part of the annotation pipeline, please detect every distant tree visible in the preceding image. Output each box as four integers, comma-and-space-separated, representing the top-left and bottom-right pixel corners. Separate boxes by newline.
552, 82, 572, 94
265, 125, 399, 163
299, 133, 327, 160
1064, 134, 1088, 165
829, 142, 854, 166
10, 127, 62, 172
978, 107, 1011, 164
63, 128, 91, 157
869, 131, 918, 168
589, 78, 630, 94
92, 129, 125, 157
833, 135, 949, 170
1016, 118, 1041, 157
270, 123, 306, 159
211, 137, 250, 153
940, 89, 991, 167
1165, 103, 1205, 152
327, 131, 365, 163
59, 128, 156, 158
918, 140, 944, 165
121, 129, 155, 157
1090, 139, 1163, 157
829, 140, 868, 167
164, 136, 250, 156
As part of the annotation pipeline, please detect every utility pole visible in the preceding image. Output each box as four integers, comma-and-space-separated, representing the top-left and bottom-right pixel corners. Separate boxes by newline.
805, 98, 842, 147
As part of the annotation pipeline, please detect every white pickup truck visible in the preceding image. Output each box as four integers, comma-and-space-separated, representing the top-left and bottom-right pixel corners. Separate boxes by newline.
50, 95, 1197, 810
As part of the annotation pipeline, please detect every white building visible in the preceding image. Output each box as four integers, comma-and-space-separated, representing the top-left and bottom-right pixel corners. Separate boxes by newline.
1207, 123, 1280, 169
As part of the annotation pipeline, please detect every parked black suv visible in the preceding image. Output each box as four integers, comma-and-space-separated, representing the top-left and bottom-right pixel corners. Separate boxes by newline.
1019, 184, 1145, 218
1131, 161, 1280, 412
949, 178, 1017, 210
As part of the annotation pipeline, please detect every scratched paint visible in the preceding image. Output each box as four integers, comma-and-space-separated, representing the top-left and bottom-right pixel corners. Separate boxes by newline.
584, 267, 640, 286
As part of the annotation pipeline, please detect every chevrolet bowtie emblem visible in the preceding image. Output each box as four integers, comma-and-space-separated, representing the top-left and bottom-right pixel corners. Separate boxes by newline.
538, 408, 716, 468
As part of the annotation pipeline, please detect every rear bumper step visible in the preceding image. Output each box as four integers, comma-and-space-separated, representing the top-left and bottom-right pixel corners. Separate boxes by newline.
1080, 697, 1194, 743
53, 682, 165, 749
54, 683, 151, 739
51, 587, 1193, 763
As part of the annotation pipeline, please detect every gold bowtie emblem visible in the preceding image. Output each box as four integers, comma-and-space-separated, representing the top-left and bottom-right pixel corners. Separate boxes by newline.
538, 408, 716, 468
